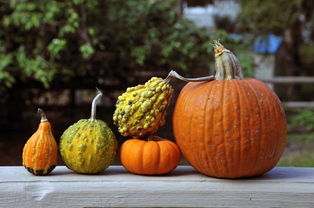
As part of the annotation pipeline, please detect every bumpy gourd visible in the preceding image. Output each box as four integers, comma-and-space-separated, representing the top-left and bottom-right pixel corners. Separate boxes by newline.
22, 108, 58, 176
113, 77, 173, 137
60, 89, 117, 174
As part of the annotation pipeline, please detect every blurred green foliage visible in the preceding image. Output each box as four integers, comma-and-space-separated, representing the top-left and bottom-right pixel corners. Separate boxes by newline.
278, 151, 314, 167
238, 0, 314, 36
278, 135, 314, 167
290, 109, 314, 132
0, 0, 220, 89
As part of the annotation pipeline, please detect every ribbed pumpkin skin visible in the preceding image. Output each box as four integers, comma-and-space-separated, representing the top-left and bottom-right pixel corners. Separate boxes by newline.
173, 79, 287, 178
60, 119, 117, 174
120, 138, 181, 175
22, 122, 58, 176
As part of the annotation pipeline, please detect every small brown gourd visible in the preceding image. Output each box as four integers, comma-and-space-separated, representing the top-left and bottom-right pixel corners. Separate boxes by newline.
22, 108, 58, 176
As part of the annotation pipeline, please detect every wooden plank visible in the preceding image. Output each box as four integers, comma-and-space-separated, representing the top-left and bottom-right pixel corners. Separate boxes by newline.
262, 76, 314, 83
134, 70, 168, 77
283, 101, 314, 109
1, 166, 314, 208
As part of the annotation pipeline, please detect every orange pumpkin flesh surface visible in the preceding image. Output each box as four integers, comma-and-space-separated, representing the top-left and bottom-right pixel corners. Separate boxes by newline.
120, 136, 181, 175
22, 109, 58, 176
172, 42, 287, 178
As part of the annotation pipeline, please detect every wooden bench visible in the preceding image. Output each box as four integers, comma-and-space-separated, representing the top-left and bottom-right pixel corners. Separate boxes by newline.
1, 166, 314, 208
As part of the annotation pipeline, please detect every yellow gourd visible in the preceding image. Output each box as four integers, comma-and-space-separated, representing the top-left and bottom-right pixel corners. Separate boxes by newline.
113, 77, 173, 137
60, 89, 117, 174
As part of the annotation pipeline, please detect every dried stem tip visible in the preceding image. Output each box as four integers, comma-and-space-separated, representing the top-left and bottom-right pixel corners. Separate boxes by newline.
38, 108, 48, 122
213, 40, 230, 57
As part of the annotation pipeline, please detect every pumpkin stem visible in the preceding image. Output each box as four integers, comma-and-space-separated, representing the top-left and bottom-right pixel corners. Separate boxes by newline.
164, 70, 214, 83
90, 88, 103, 121
164, 41, 242, 83
38, 108, 48, 122
213, 40, 243, 80
147, 135, 163, 142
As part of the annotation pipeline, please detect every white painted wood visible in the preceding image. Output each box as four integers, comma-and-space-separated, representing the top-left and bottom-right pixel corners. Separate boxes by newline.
1, 166, 314, 208
262, 76, 314, 84
283, 101, 314, 109
183, 1, 241, 29
253, 54, 275, 89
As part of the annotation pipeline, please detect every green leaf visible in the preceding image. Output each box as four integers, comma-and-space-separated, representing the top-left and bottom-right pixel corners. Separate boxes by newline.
73, 0, 84, 5
0, 69, 15, 88
0, 54, 13, 70
131, 47, 147, 65
59, 25, 76, 36
48, 39, 67, 57
80, 43, 95, 58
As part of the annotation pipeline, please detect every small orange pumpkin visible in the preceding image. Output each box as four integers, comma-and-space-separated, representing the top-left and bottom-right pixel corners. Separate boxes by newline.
120, 136, 181, 175
172, 41, 287, 178
22, 108, 58, 176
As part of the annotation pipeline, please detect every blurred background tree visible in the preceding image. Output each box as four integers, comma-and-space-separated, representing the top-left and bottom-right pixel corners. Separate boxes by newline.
238, 0, 314, 99
0, 0, 213, 91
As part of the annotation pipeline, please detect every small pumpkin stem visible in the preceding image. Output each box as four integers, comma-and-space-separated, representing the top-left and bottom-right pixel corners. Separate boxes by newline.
38, 108, 48, 122
90, 88, 103, 121
147, 135, 162, 142
164, 70, 214, 83
213, 40, 243, 80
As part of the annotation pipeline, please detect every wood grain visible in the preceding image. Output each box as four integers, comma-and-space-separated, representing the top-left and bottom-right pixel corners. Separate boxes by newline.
1, 166, 314, 208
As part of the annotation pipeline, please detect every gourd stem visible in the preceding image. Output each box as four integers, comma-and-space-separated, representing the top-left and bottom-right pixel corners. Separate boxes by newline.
38, 108, 48, 122
164, 70, 214, 83
213, 40, 242, 80
164, 41, 242, 83
147, 136, 162, 142
90, 88, 103, 121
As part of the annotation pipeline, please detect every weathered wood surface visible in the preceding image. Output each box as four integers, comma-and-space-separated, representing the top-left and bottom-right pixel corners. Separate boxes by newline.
262, 76, 314, 83
283, 101, 314, 109
1, 166, 314, 208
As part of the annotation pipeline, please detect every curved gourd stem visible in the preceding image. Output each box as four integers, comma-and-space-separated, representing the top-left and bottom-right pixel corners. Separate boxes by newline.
38, 108, 48, 122
164, 70, 214, 83
164, 41, 243, 83
90, 88, 103, 121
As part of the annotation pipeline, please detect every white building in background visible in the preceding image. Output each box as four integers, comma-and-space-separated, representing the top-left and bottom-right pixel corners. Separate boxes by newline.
183, 0, 241, 29
182, 0, 278, 86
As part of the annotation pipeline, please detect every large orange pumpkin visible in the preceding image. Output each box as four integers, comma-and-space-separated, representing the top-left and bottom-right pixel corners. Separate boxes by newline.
120, 136, 181, 175
172, 41, 287, 178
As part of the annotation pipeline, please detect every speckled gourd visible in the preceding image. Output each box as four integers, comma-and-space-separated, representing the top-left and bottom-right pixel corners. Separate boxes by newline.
113, 77, 173, 137
60, 89, 117, 174
22, 108, 58, 176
